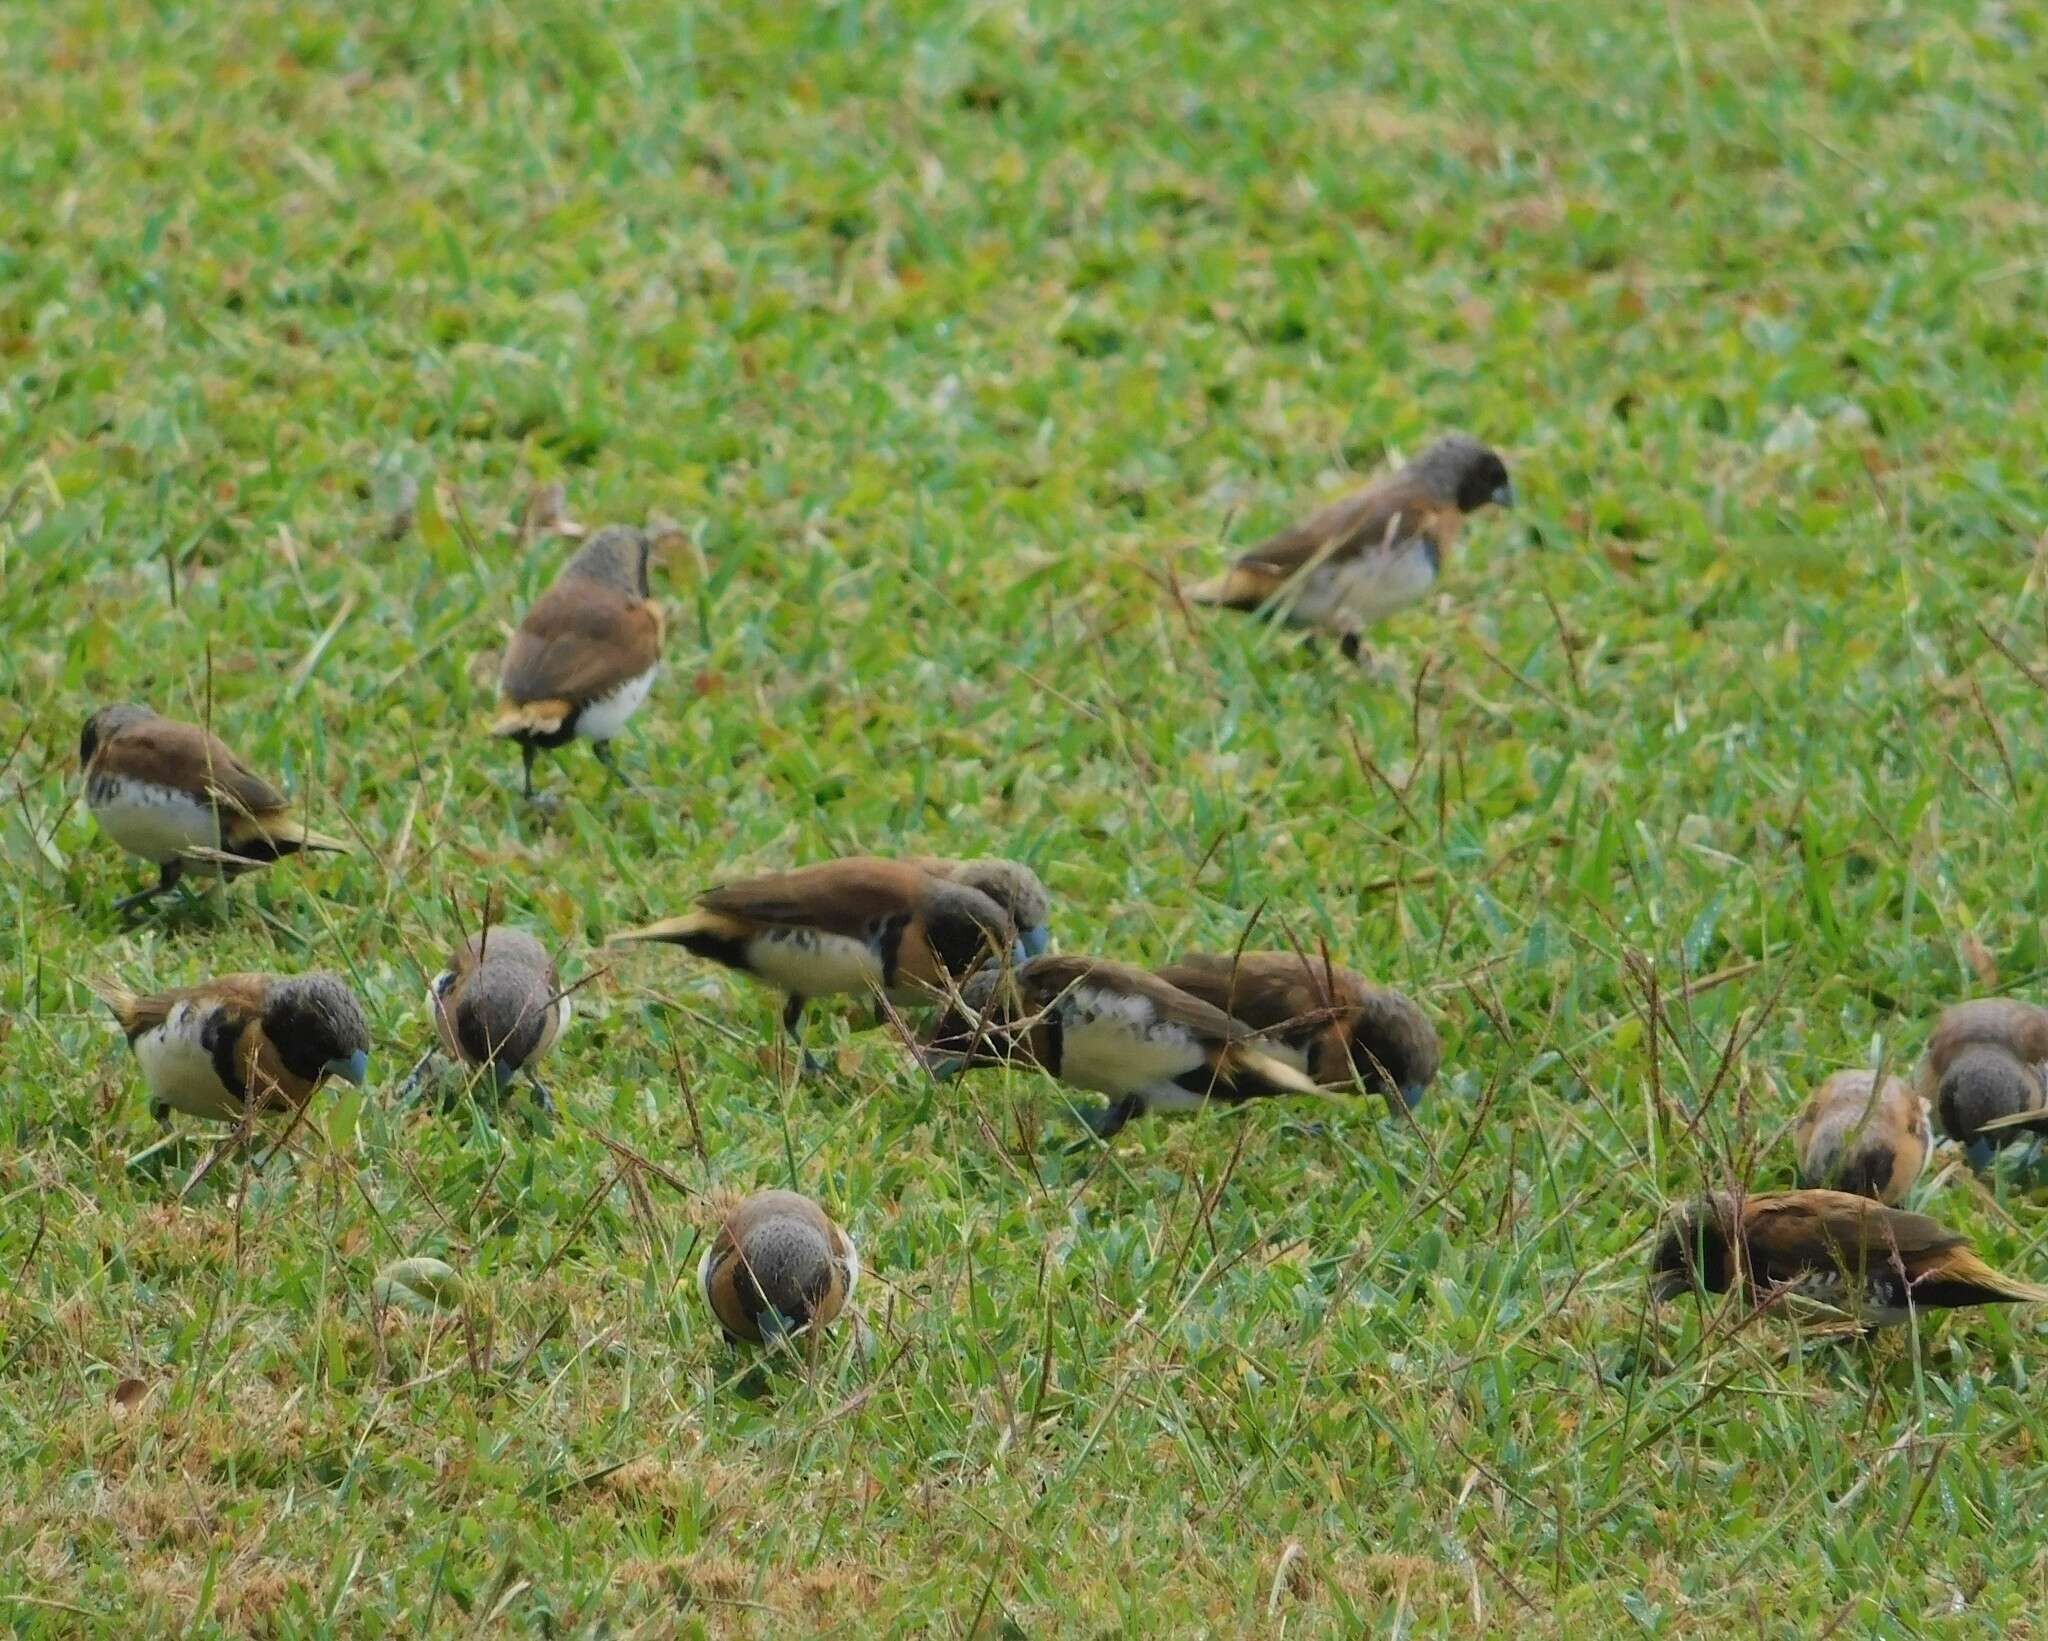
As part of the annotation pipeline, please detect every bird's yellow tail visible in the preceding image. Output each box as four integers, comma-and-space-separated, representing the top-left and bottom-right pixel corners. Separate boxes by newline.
1222, 1044, 1322, 1099
609, 910, 741, 947
1187, 566, 1280, 611
85, 976, 144, 1034
492, 699, 572, 738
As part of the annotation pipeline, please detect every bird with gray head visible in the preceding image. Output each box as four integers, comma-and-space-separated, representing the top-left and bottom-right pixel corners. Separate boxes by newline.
397, 925, 570, 1115
698, 1189, 860, 1345
913, 857, 1053, 958
1187, 432, 1513, 663
925, 954, 1323, 1146
1154, 950, 1439, 1110
1916, 998, 2048, 1168
88, 970, 371, 1126
492, 524, 667, 799
78, 702, 351, 916
610, 856, 1023, 1073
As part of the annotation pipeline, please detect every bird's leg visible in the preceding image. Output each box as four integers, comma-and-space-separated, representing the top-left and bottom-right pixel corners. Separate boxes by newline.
1065, 1095, 1141, 1154
525, 1070, 559, 1117
590, 739, 632, 790
781, 995, 826, 1076
114, 858, 183, 917
125, 1131, 184, 1172
1339, 632, 1362, 663
520, 743, 538, 801
394, 1049, 437, 1106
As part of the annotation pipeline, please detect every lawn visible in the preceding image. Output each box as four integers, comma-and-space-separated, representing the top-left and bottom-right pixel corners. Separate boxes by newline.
4, 0, 2048, 1632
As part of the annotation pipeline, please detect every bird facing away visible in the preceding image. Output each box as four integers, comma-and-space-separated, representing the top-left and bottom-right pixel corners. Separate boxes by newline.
924, 954, 1322, 1143
1792, 1070, 1930, 1205
398, 926, 570, 1114
1916, 999, 2048, 1162
699, 1189, 859, 1345
88, 971, 370, 1124
1153, 950, 1440, 1109
491, 525, 665, 799
913, 857, 1053, 957
1649, 1189, 2048, 1328
1187, 434, 1513, 661
79, 703, 351, 915
609, 857, 1023, 1068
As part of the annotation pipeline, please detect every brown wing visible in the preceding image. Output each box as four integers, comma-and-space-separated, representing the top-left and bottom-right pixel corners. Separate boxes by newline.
238, 1019, 319, 1112
498, 580, 662, 709
1236, 476, 1457, 579
1743, 1190, 1962, 1281
696, 858, 927, 939
1024, 954, 1247, 1043
1156, 950, 1360, 1034
166, 973, 275, 1022
98, 716, 287, 818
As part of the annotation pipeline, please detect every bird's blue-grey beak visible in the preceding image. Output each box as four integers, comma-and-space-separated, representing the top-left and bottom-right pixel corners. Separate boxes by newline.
927, 1054, 966, 1082
1965, 1137, 1997, 1172
329, 1049, 370, 1087
758, 1307, 807, 1342
1492, 481, 1516, 509
1399, 1081, 1428, 1111
1021, 926, 1051, 958
1008, 938, 1030, 966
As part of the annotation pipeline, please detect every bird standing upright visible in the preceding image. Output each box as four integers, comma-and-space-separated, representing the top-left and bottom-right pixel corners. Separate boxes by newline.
492, 525, 665, 799
78, 703, 351, 915
88, 970, 371, 1125
698, 1188, 860, 1345
1187, 433, 1513, 662
925, 954, 1322, 1143
1154, 949, 1439, 1109
1792, 1069, 1929, 1204
1649, 1189, 2048, 1327
610, 857, 1022, 1068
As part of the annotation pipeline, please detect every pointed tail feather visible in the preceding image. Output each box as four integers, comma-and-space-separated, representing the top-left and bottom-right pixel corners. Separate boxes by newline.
217, 817, 352, 860
1187, 566, 1279, 611
1966, 1105, 2048, 1136
85, 976, 143, 1033
1934, 1247, 2048, 1306
609, 910, 738, 947
1221, 1044, 1322, 1100
492, 698, 571, 738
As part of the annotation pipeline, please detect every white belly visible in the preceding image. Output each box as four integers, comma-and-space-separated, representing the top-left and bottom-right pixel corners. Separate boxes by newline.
533, 992, 572, 1060
744, 928, 885, 999
92, 778, 219, 863
134, 1003, 240, 1119
576, 666, 658, 741
1055, 987, 1208, 1096
1290, 542, 1438, 631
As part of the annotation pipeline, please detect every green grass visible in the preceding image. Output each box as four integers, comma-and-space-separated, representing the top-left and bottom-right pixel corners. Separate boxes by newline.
5, 0, 2048, 1631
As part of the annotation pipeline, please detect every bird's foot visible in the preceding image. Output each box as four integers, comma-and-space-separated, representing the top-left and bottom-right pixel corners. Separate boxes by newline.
525, 1073, 559, 1118
1065, 1097, 1138, 1154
